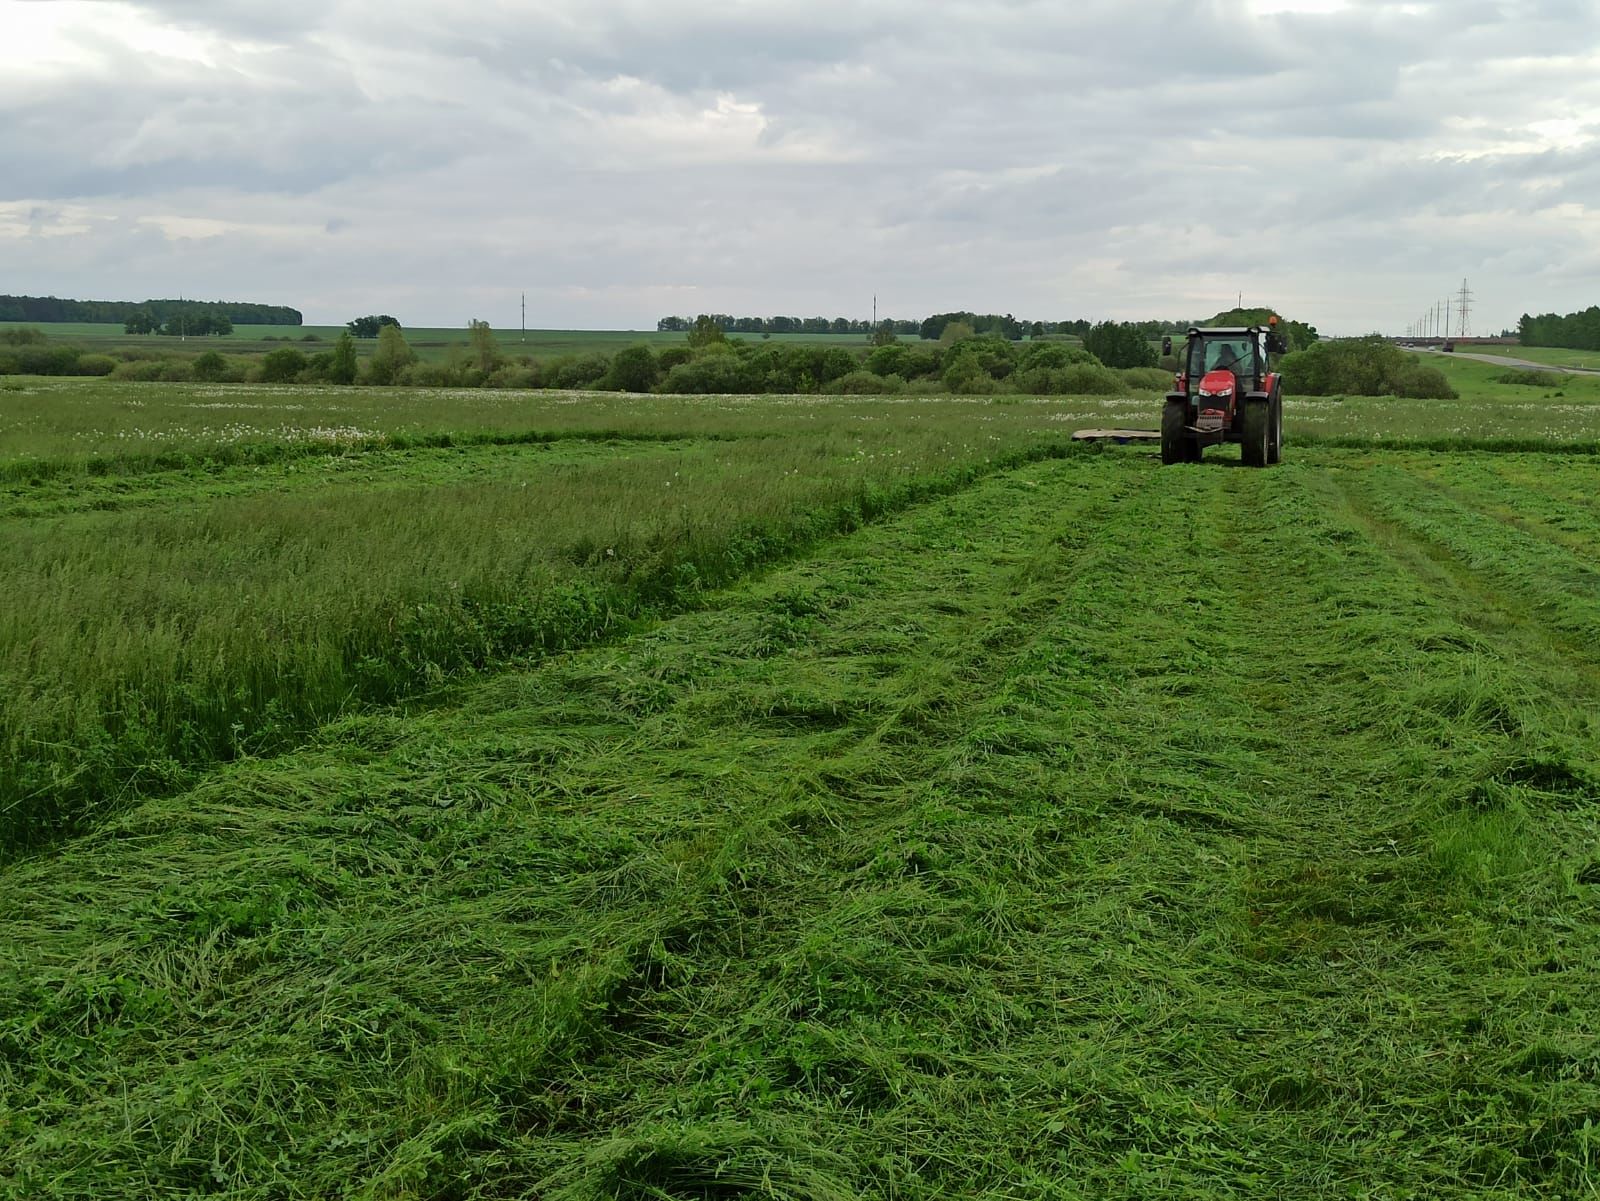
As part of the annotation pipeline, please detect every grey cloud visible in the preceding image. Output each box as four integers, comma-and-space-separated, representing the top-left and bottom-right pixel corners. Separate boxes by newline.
3, 0, 1599, 332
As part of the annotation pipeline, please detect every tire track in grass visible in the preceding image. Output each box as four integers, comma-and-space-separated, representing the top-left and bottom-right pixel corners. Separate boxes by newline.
518, 454, 1600, 1198
508, 459, 1406, 1197
10, 450, 1600, 1198
1416, 453, 1600, 564
1233, 460, 1600, 1194
0, 453, 1141, 1200
1318, 461, 1600, 698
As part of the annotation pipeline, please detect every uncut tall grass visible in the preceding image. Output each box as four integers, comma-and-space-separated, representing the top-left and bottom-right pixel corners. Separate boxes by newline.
5, 366, 1600, 470
1, 408, 1076, 853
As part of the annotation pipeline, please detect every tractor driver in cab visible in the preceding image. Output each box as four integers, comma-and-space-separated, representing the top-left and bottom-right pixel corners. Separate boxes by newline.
1206, 339, 1252, 384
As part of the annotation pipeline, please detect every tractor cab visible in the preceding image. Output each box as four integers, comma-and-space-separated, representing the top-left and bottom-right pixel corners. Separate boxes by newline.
1160, 322, 1288, 468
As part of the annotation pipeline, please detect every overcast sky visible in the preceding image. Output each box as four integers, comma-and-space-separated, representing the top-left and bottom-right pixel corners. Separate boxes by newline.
3, 0, 1598, 333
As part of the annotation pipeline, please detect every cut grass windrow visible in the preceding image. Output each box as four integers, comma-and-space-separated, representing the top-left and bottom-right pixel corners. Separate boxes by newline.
0, 433, 1096, 856
5, 449, 1600, 1197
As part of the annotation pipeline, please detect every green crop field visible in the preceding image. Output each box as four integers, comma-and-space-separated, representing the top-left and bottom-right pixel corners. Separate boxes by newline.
5, 371, 1600, 1197
0, 321, 890, 363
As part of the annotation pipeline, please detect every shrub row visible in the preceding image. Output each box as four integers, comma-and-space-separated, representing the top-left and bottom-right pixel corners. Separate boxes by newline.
1278, 337, 1458, 400
1, 330, 1177, 397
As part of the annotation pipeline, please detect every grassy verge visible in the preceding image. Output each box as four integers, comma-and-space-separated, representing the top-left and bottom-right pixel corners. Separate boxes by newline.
1456, 344, 1600, 370
5, 448, 1600, 1196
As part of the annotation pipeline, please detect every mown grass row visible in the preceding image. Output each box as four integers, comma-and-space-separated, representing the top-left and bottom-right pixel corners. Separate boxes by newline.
7, 371, 1600, 471
0, 419, 1093, 856
7, 451, 1600, 1195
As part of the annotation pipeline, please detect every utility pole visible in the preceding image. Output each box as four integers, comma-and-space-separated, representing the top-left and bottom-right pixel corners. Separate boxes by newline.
1456, 278, 1473, 338
520, 293, 526, 344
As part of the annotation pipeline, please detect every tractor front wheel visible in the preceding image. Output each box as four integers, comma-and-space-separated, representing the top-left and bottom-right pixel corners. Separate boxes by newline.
1240, 399, 1269, 468
1161, 401, 1190, 466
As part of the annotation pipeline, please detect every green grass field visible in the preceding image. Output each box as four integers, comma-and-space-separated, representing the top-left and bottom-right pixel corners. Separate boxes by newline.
5, 372, 1600, 1197
1451, 344, 1600, 371
0, 321, 894, 363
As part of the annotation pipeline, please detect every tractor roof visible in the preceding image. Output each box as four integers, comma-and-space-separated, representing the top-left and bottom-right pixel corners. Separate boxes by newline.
1187, 326, 1263, 337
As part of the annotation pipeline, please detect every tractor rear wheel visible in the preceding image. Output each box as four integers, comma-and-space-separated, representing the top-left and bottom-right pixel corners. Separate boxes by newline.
1240, 399, 1269, 468
1267, 392, 1283, 465
1161, 401, 1189, 466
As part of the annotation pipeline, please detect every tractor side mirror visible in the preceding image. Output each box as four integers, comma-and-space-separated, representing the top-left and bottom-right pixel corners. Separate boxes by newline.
1161, 336, 1173, 355
1267, 333, 1287, 354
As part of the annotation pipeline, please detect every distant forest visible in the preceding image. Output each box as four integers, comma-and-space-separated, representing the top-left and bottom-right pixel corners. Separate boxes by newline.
660, 310, 1312, 343
0, 295, 302, 326
1519, 307, 1600, 351
658, 313, 1107, 339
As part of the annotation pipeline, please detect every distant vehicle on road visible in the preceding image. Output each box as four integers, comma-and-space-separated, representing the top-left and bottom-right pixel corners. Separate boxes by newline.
1441, 341, 1455, 353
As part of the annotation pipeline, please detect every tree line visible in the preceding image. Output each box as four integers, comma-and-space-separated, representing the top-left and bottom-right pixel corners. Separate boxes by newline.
0, 318, 1173, 396
1519, 308, 1600, 351
657, 315, 923, 335
656, 309, 1318, 345
0, 294, 301, 326
657, 313, 1101, 339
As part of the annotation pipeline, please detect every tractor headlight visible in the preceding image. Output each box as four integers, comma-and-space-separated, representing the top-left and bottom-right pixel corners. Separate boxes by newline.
1197, 387, 1233, 399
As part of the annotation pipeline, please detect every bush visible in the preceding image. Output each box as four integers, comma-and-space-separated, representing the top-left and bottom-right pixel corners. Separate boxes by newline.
823, 370, 905, 395
656, 346, 694, 373
484, 364, 540, 389
605, 345, 660, 393
302, 352, 336, 383
551, 352, 610, 391
401, 362, 459, 387
1083, 322, 1157, 369
660, 353, 758, 394
259, 347, 309, 383
899, 347, 944, 380
1020, 343, 1100, 370
1279, 337, 1457, 399
0, 327, 48, 346
327, 333, 359, 385
866, 343, 911, 377
368, 325, 417, 385
814, 347, 860, 385
1120, 367, 1174, 392
1395, 365, 1457, 399
945, 336, 1016, 380
3, 344, 84, 375
1495, 369, 1563, 387
110, 359, 167, 382
75, 354, 118, 377
192, 351, 228, 382
942, 351, 991, 394
1017, 363, 1126, 395
299, 333, 322, 343
158, 360, 195, 383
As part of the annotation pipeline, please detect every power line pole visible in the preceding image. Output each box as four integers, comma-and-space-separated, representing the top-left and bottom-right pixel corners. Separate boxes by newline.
520, 293, 526, 344
1456, 278, 1473, 338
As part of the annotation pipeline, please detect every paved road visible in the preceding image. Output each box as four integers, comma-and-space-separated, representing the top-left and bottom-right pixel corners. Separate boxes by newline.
1417, 347, 1600, 375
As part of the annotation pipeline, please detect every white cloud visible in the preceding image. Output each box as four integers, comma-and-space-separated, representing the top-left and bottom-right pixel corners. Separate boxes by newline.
2, 0, 1599, 332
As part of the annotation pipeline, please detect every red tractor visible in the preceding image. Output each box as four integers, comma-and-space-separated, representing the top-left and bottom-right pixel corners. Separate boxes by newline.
1161, 322, 1288, 467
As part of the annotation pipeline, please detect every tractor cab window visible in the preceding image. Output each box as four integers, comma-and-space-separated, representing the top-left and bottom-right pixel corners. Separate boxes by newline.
1189, 338, 1254, 379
